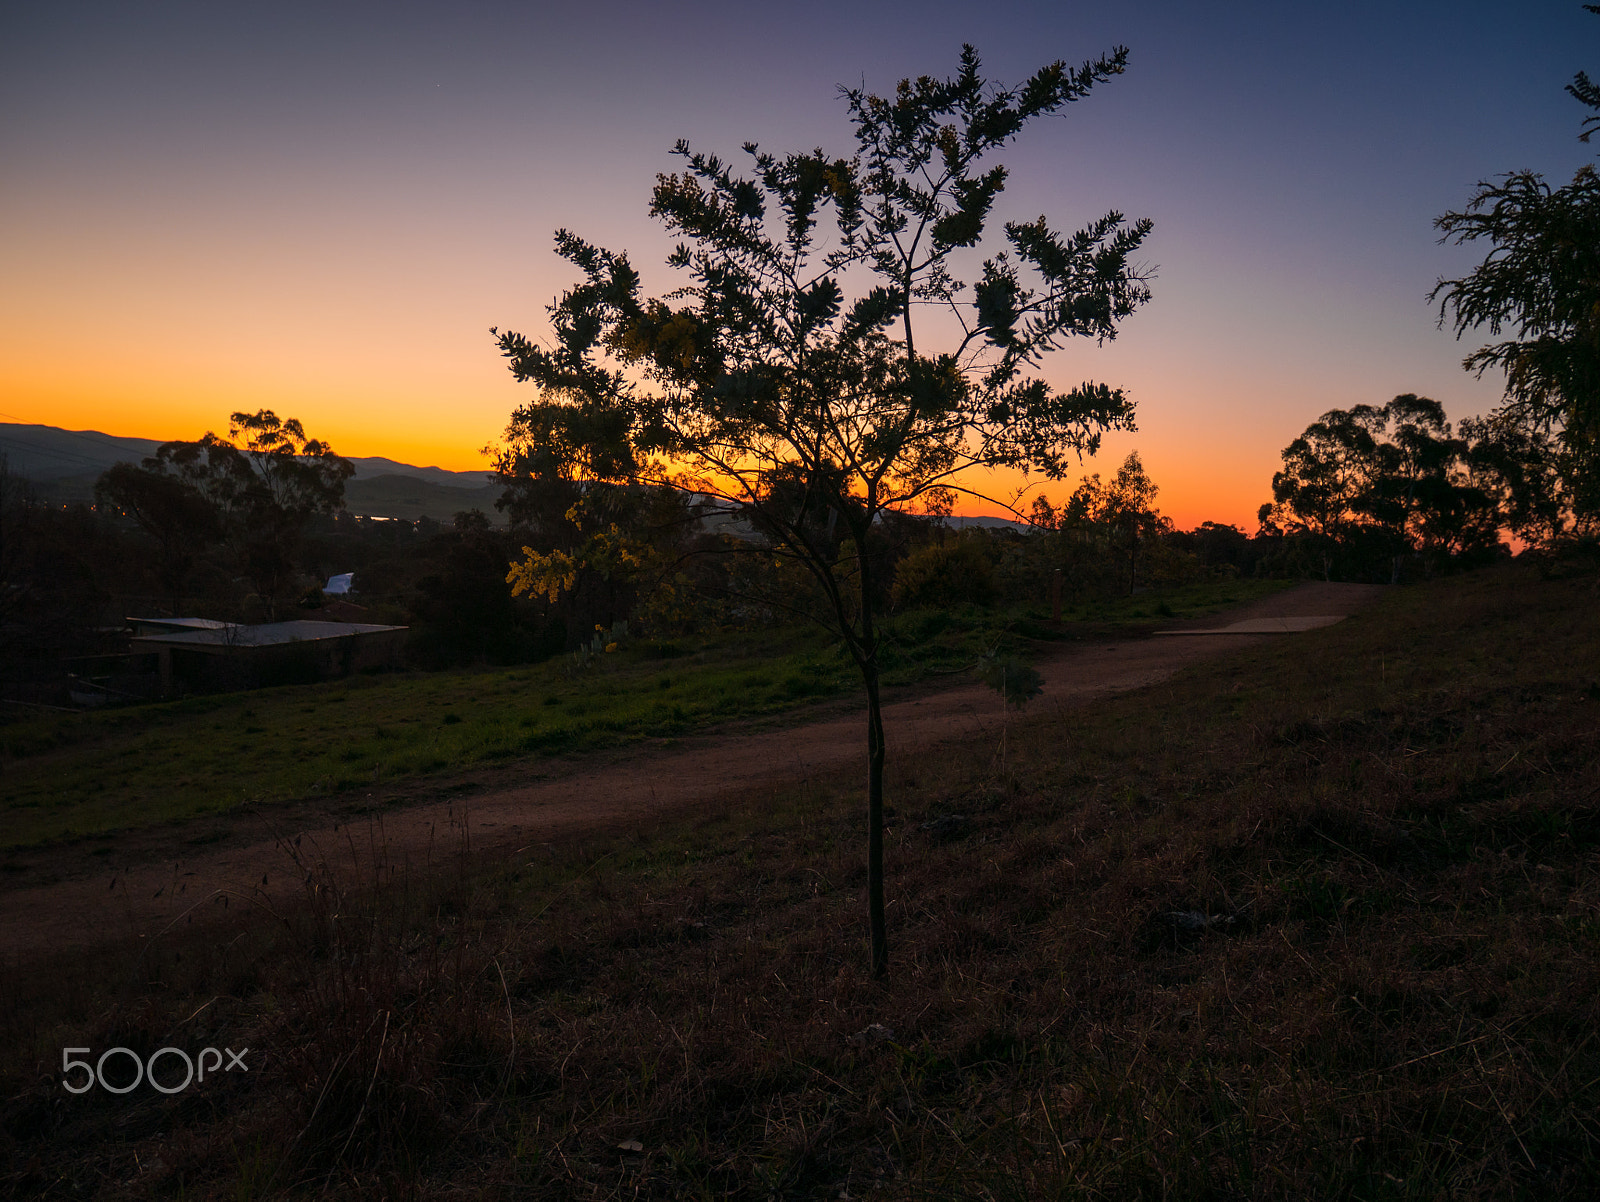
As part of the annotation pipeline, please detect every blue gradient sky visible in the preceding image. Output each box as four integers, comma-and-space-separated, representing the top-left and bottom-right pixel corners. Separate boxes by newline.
3, 1, 1595, 526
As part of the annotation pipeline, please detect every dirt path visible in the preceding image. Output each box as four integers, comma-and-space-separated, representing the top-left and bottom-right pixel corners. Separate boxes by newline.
0, 583, 1382, 959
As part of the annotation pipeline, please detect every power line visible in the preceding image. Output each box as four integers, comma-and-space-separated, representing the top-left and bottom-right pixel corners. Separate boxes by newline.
0, 433, 121, 472
0, 411, 160, 457
0, 412, 161, 476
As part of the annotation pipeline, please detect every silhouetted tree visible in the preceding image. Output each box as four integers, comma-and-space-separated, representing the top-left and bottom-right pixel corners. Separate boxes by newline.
95, 462, 220, 612
1167, 521, 1260, 577
1366, 395, 1500, 578
1029, 450, 1168, 594
491, 399, 624, 548
1094, 451, 1167, 594
226, 411, 355, 611
1260, 396, 1503, 581
107, 411, 354, 616
1259, 406, 1386, 580
1432, 5, 1600, 531
494, 46, 1153, 976
1459, 414, 1571, 545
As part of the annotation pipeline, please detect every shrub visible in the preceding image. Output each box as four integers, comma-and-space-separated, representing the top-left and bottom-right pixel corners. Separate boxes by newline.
891, 538, 994, 610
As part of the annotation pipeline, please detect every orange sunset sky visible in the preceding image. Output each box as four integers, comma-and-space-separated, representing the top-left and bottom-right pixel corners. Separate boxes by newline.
4, 2, 1591, 530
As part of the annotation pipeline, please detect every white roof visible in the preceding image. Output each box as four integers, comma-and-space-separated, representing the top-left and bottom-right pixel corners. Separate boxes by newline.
131, 620, 406, 648
127, 616, 237, 631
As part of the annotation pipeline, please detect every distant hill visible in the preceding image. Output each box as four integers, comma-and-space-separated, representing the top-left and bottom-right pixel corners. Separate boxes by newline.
0, 422, 1026, 530
948, 515, 1027, 533
346, 457, 496, 488
0, 423, 163, 481
342, 474, 503, 521
0, 422, 502, 520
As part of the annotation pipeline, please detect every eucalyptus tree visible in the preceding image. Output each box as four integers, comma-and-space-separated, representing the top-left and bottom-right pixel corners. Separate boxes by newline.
99, 411, 353, 616
1258, 406, 1387, 581
1432, 4, 1600, 524
494, 46, 1154, 976
1080, 451, 1167, 594
1259, 396, 1502, 581
95, 460, 221, 612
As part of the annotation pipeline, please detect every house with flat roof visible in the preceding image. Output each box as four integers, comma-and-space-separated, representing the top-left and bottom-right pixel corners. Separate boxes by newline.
130, 619, 407, 692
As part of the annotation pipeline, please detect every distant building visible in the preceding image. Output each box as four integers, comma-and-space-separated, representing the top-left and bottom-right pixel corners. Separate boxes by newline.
130, 618, 407, 693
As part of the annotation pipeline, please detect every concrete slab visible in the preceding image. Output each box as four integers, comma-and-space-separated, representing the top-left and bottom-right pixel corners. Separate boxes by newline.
1154, 615, 1347, 635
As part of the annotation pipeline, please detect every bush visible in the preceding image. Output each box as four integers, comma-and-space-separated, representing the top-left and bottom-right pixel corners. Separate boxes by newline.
891, 538, 994, 610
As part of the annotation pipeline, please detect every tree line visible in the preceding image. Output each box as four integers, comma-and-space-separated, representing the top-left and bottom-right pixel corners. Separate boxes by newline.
2, 412, 1260, 704
1257, 394, 1561, 584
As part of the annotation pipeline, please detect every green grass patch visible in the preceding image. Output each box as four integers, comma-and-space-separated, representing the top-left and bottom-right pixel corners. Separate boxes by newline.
0, 628, 858, 848
0, 579, 1290, 849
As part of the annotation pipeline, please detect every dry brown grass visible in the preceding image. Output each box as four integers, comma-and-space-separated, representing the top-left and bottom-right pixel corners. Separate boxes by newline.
3, 560, 1599, 1198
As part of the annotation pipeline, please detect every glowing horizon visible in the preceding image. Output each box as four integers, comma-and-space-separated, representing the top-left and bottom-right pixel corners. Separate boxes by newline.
4, 2, 1586, 533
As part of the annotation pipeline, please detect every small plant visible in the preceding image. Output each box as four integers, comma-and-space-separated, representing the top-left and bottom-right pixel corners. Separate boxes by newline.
566, 620, 631, 677
978, 647, 1043, 784
978, 649, 1043, 711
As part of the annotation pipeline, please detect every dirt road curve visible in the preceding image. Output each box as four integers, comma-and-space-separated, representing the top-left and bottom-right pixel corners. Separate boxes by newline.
0, 583, 1382, 959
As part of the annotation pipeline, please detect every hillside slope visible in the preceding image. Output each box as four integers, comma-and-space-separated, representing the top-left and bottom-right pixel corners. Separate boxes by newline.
0, 421, 501, 517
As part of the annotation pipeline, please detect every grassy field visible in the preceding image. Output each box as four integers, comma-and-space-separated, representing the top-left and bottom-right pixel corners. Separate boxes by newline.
3, 561, 1595, 1196
0, 578, 1287, 850
0, 629, 850, 849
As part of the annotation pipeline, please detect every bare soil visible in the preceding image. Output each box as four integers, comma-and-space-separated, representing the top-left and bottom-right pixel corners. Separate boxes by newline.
0, 582, 1382, 960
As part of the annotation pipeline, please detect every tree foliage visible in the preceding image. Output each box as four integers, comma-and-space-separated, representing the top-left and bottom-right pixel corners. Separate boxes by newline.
1432, 5, 1600, 527
890, 535, 995, 610
1026, 450, 1169, 594
1075, 451, 1167, 594
1258, 395, 1515, 581
94, 461, 222, 611
493, 46, 1153, 976
1432, 171, 1600, 447
95, 410, 353, 615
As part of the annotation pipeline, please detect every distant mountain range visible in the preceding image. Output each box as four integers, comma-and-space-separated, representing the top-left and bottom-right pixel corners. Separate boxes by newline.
1, 421, 1026, 532
0, 422, 503, 521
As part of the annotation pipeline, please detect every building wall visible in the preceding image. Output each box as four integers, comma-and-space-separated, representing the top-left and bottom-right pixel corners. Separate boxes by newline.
152, 629, 408, 694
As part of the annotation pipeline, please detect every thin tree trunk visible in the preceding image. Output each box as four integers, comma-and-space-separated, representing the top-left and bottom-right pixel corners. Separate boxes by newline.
854, 524, 888, 978
864, 661, 887, 978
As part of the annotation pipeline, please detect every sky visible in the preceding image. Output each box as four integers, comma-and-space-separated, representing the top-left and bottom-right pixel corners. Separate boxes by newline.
3, 0, 1597, 529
